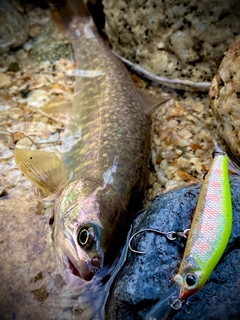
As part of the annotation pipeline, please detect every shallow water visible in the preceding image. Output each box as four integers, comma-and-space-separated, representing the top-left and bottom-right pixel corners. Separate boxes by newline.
0, 6, 100, 319
0, 4, 133, 319
0, 3, 215, 320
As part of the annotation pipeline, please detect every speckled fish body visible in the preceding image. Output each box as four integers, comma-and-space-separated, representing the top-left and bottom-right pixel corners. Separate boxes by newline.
15, 2, 152, 286
174, 152, 232, 300
46, 3, 154, 288
54, 12, 151, 283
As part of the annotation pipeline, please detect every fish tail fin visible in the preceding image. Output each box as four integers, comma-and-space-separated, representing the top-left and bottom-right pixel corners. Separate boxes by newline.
49, 0, 90, 34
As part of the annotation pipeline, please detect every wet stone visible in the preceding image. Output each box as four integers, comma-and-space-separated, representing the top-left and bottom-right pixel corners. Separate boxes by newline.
30, 271, 43, 283
0, 0, 29, 53
29, 20, 72, 63
7, 62, 20, 72
31, 285, 49, 301
20, 88, 31, 98
0, 72, 11, 89
106, 176, 240, 320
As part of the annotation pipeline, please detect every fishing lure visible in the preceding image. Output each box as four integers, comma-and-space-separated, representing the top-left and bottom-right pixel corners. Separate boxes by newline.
129, 152, 232, 320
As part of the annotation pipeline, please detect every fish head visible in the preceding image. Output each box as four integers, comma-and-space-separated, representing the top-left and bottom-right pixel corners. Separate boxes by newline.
55, 220, 103, 283
173, 254, 203, 301
53, 179, 125, 283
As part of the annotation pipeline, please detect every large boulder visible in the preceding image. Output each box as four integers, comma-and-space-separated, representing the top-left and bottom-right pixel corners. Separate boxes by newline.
103, 0, 240, 84
210, 35, 240, 168
106, 176, 240, 320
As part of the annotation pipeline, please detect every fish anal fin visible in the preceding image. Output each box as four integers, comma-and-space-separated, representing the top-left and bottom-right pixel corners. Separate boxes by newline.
14, 148, 69, 195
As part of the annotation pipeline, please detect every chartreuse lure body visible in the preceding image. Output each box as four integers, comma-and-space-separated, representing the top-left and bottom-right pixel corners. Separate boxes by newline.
146, 152, 232, 319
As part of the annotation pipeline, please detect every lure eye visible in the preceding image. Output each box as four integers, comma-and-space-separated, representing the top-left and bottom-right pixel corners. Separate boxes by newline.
185, 273, 198, 287
78, 226, 95, 248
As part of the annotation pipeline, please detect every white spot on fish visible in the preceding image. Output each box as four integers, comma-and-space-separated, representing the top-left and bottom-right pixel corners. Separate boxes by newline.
75, 29, 81, 37
91, 157, 118, 197
103, 156, 118, 185
66, 69, 102, 78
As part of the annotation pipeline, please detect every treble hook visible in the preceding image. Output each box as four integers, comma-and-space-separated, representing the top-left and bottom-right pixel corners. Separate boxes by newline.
128, 228, 190, 254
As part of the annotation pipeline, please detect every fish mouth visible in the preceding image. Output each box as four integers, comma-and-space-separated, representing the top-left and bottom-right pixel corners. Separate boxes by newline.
67, 257, 81, 278
66, 256, 95, 281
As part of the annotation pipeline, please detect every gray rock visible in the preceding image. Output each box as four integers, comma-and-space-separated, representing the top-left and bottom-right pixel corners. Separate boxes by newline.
106, 176, 240, 320
0, 0, 29, 53
29, 20, 72, 63
103, 0, 240, 83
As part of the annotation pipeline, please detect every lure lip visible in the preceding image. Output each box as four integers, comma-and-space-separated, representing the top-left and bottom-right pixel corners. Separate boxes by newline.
145, 284, 181, 320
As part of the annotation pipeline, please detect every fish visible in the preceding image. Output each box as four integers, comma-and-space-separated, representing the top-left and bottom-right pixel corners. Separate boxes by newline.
144, 151, 232, 319
14, 0, 171, 288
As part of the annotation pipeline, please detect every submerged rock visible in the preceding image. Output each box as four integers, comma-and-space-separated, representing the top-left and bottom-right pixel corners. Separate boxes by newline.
210, 35, 240, 168
29, 20, 72, 63
0, 0, 29, 53
106, 176, 240, 320
103, 0, 240, 84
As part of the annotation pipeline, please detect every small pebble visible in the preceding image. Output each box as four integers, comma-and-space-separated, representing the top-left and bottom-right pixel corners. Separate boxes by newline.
11, 132, 25, 143
16, 49, 28, 60
192, 101, 205, 113
0, 73, 12, 89
20, 88, 31, 98
7, 62, 20, 72
29, 24, 41, 38
178, 128, 192, 139
23, 42, 33, 51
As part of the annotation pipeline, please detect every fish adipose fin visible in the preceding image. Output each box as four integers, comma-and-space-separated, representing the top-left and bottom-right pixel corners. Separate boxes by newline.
14, 148, 69, 195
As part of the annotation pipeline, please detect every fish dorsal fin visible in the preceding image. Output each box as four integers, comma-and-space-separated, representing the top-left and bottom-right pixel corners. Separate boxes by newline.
14, 148, 69, 195
136, 87, 171, 116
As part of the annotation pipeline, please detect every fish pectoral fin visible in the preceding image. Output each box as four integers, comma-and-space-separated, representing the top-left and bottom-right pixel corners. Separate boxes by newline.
136, 87, 171, 116
14, 148, 69, 194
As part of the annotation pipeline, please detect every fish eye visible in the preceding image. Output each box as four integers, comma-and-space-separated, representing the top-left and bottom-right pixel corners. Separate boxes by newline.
78, 229, 89, 245
185, 272, 198, 287
77, 224, 96, 249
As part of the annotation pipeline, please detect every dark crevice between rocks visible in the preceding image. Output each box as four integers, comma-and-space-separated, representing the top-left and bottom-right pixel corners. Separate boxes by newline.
0, 189, 8, 200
